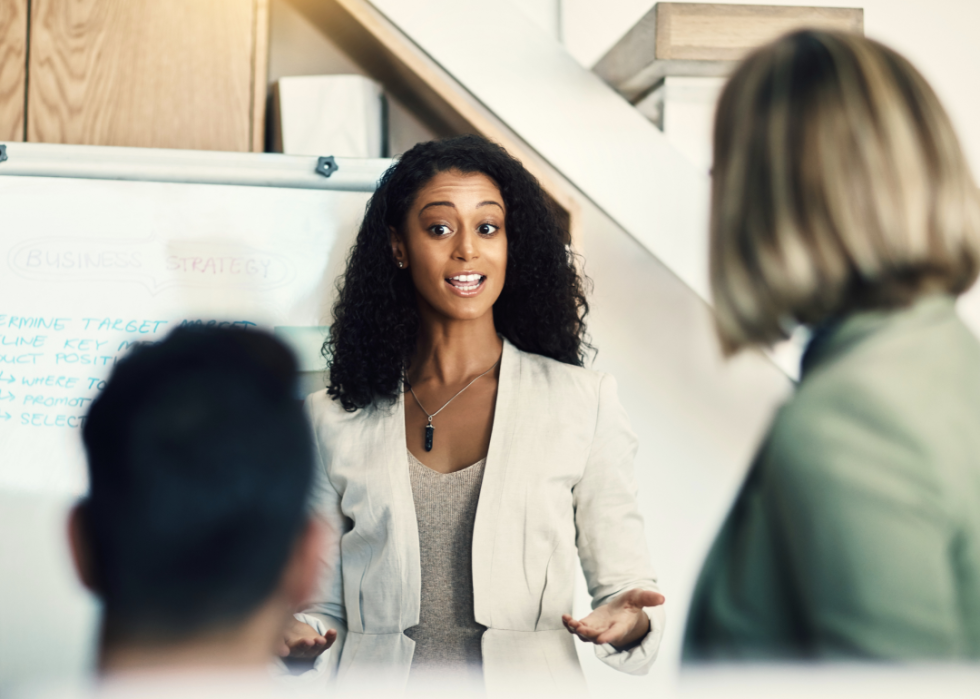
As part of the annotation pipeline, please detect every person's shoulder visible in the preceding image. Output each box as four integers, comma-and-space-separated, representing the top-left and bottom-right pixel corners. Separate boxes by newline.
767, 313, 980, 492
771, 358, 911, 465
789, 309, 980, 438
306, 389, 395, 445
512, 344, 606, 395
304, 388, 344, 425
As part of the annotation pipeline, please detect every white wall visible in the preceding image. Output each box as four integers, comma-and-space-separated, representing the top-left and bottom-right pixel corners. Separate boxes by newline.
510, 0, 563, 39
558, 0, 980, 179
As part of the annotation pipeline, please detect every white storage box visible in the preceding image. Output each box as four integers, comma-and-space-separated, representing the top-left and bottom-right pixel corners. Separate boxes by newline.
273, 74, 385, 158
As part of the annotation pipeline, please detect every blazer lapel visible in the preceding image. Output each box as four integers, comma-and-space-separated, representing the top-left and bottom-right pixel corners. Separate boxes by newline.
472, 338, 522, 628
381, 393, 421, 629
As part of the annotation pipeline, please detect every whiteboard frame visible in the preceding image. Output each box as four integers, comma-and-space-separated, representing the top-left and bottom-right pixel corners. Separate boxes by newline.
0, 142, 390, 192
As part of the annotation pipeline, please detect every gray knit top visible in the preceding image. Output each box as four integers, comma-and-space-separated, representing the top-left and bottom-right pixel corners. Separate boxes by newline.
403, 450, 488, 683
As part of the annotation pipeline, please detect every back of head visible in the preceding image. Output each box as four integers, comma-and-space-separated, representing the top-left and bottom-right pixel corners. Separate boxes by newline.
80, 325, 312, 642
710, 30, 980, 354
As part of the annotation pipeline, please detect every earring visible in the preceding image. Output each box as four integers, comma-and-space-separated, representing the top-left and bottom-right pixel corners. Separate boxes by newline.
397, 261, 404, 268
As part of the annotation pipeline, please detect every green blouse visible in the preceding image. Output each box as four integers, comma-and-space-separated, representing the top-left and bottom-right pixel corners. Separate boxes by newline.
684, 295, 980, 660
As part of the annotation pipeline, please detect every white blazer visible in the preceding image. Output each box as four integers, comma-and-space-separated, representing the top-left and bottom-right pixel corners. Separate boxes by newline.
297, 339, 664, 696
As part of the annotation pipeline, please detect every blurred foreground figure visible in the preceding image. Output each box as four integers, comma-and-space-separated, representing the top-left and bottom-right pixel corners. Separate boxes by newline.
62, 326, 325, 696
684, 30, 980, 659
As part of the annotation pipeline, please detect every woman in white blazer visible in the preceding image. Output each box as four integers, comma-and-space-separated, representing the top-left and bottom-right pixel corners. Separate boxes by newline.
282, 136, 665, 696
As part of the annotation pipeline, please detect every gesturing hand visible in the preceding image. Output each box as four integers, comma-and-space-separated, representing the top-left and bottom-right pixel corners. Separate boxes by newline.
280, 618, 338, 658
562, 589, 665, 650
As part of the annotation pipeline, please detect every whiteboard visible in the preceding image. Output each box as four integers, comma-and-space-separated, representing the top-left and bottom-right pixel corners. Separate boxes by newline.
0, 143, 388, 495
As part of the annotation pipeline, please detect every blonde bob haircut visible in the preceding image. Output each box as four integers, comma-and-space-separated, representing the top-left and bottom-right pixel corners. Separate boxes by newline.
711, 30, 980, 355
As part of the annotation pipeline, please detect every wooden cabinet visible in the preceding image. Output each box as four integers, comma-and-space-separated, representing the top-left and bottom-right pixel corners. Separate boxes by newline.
0, 0, 27, 141
1, 0, 268, 151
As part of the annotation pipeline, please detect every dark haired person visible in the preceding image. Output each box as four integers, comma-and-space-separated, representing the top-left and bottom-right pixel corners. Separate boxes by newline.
282, 135, 665, 694
684, 31, 980, 659
62, 326, 327, 695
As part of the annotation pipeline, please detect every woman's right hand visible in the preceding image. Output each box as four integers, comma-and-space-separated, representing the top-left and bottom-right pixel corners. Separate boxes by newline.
280, 618, 337, 658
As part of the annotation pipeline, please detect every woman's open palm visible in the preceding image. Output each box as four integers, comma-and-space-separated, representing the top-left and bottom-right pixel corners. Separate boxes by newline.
562, 589, 665, 650
280, 618, 337, 658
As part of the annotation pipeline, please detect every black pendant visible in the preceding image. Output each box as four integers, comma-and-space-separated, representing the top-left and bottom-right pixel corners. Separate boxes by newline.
424, 423, 434, 452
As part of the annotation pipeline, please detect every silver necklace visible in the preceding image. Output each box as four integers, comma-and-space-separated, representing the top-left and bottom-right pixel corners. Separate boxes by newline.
408, 357, 500, 452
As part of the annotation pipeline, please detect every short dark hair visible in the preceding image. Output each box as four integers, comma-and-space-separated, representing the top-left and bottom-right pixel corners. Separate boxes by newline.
325, 134, 593, 412
80, 325, 313, 640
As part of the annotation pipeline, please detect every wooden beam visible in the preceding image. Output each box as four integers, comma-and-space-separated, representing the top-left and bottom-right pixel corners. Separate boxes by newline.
595, 3, 863, 102
0, 0, 28, 141
658, 2, 863, 61
27, 0, 266, 152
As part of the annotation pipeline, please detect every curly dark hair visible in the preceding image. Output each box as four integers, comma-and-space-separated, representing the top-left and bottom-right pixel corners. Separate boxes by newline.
324, 135, 592, 412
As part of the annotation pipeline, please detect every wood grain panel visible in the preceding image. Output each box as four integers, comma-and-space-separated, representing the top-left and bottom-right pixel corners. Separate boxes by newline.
0, 0, 27, 141
27, 0, 265, 151
657, 3, 864, 61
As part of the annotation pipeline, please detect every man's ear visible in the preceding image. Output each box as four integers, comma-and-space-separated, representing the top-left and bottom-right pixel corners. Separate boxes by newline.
281, 517, 329, 611
389, 226, 408, 269
68, 503, 100, 594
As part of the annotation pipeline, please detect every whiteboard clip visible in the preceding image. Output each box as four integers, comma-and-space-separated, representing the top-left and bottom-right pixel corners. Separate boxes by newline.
316, 156, 339, 178
0, 144, 7, 163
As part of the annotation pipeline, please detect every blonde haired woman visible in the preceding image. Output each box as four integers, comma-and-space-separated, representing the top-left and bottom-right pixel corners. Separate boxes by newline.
684, 30, 980, 659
